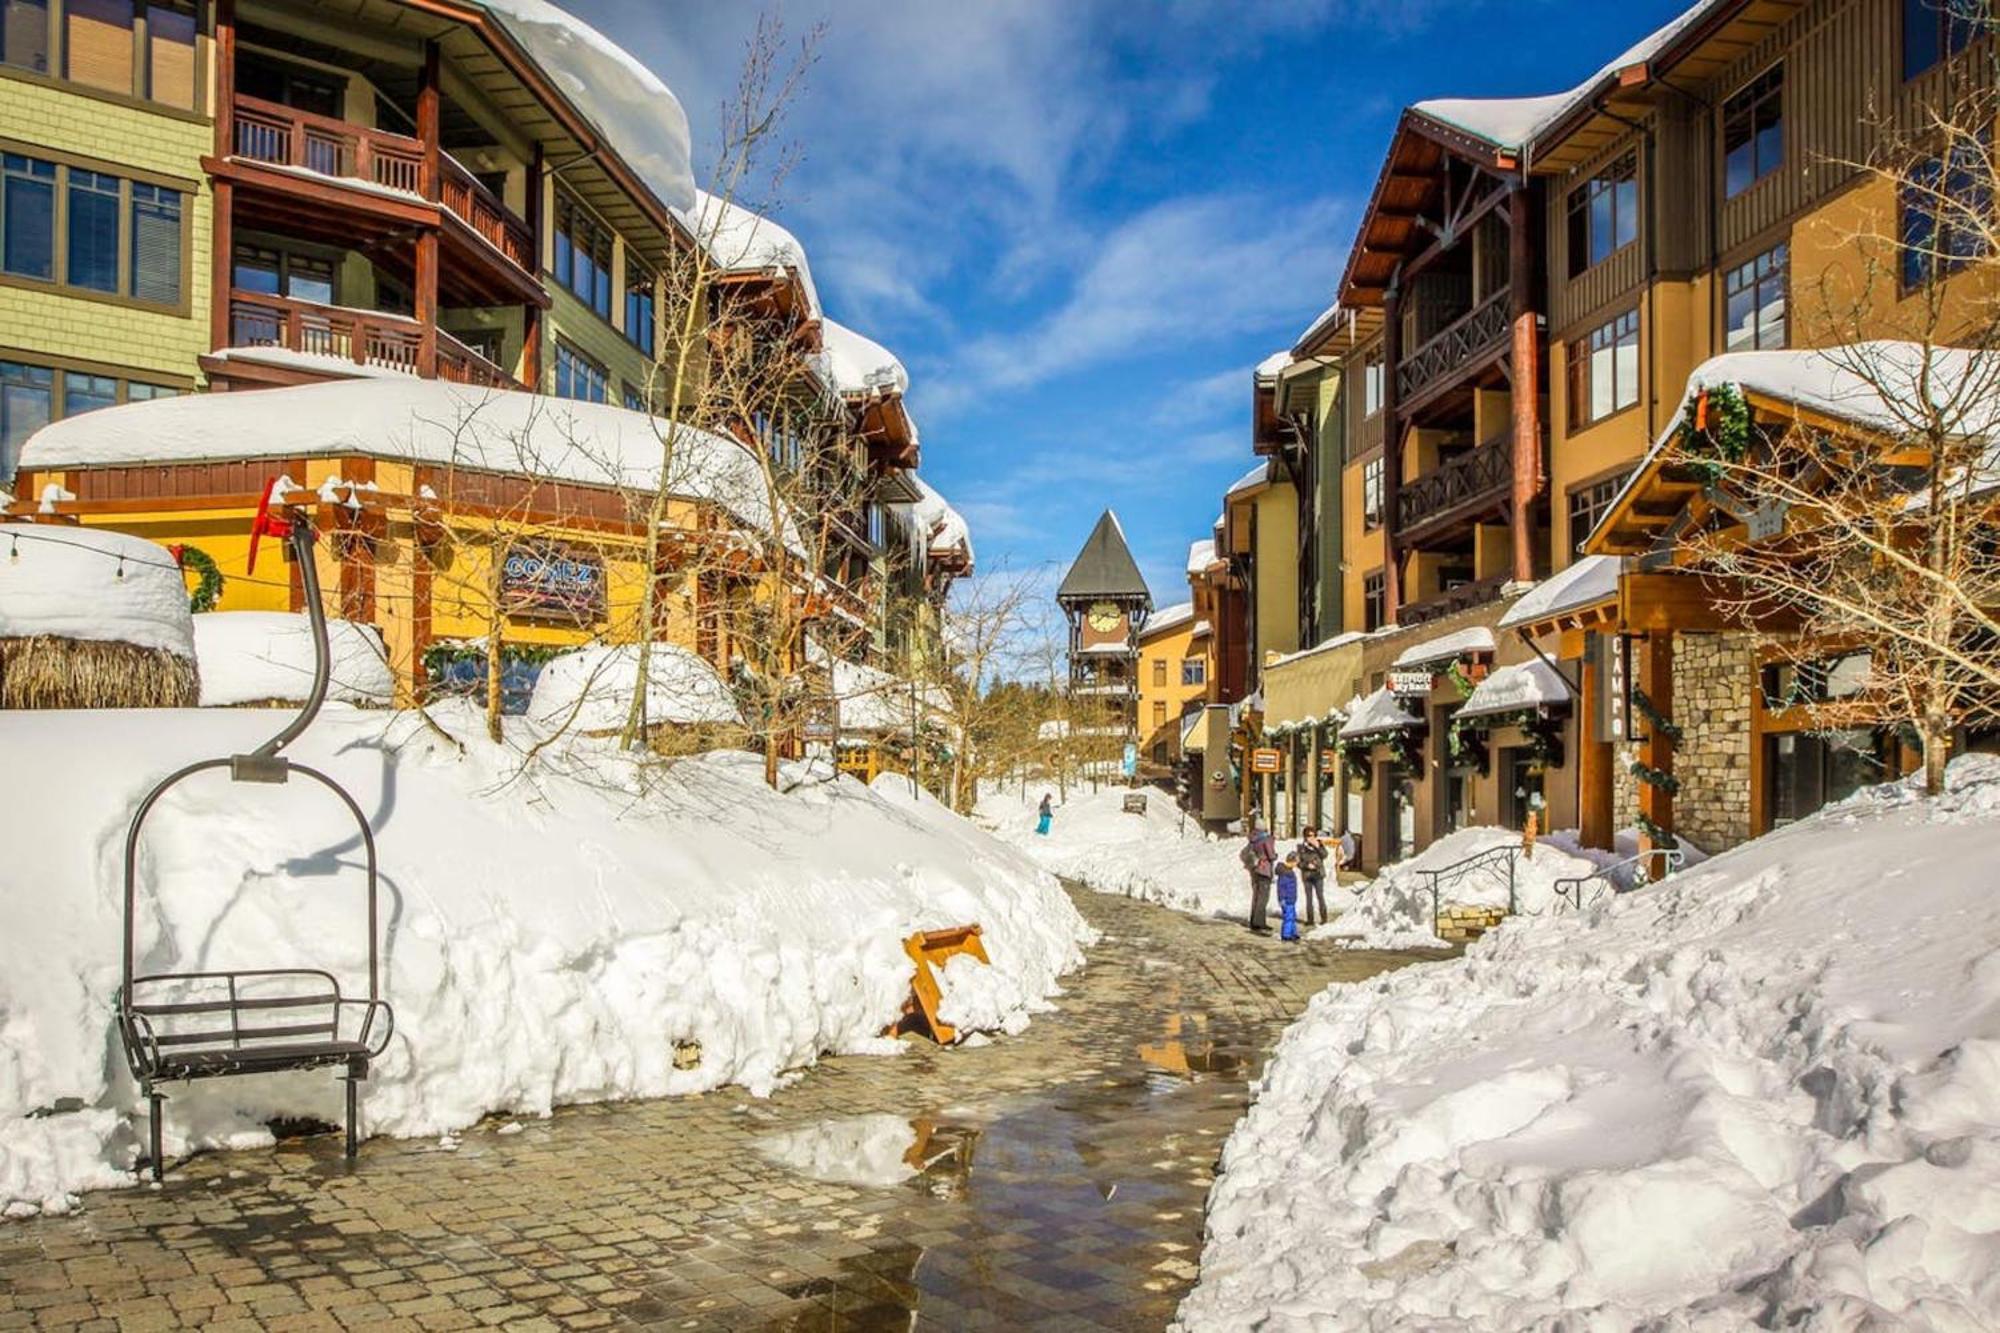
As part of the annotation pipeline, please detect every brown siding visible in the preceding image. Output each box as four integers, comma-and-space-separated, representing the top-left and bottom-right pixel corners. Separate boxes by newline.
1654, 96, 1712, 277
1345, 335, 1385, 461
69, 457, 309, 501
1547, 130, 1647, 334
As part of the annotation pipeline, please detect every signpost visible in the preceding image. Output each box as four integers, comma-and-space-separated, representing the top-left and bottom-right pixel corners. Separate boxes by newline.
1388, 669, 1434, 698
1250, 747, 1282, 774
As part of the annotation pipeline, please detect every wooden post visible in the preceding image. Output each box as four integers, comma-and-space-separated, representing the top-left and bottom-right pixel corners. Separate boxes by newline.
213, 0, 235, 158
1638, 631, 1675, 849
1381, 282, 1404, 621
209, 0, 235, 357
417, 42, 441, 202
414, 41, 441, 378
1507, 184, 1541, 585
1578, 647, 1614, 849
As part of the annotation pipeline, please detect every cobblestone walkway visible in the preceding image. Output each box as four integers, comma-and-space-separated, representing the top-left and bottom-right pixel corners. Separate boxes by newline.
0, 887, 1434, 1332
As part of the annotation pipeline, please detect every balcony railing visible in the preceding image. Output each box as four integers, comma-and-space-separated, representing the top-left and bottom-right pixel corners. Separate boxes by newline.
1396, 287, 1510, 404
228, 291, 522, 389
233, 94, 424, 194
1396, 432, 1513, 535
1398, 574, 1510, 628
440, 156, 535, 271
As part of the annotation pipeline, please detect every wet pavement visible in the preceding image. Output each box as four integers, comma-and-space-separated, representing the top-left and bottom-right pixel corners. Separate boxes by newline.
0, 886, 1435, 1332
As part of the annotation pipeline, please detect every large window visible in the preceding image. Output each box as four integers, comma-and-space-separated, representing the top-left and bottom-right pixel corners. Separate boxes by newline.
233, 243, 333, 304
1363, 570, 1386, 632
1566, 152, 1638, 276
1362, 351, 1384, 416
1900, 132, 1992, 290
1903, 0, 1982, 80
1567, 308, 1640, 428
1362, 455, 1384, 530
623, 259, 655, 356
1, 356, 176, 481
1, 0, 50, 74
1723, 65, 1784, 198
1567, 470, 1632, 553
1766, 729, 1891, 827
1181, 658, 1205, 687
2, 0, 194, 105
1725, 243, 1788, 351
1, 151, 183, 306
553, 340, 607, 404
553, 193, 613, 320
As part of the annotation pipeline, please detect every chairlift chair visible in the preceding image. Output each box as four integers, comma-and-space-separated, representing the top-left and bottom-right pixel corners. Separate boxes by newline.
114, 495, 394, 1180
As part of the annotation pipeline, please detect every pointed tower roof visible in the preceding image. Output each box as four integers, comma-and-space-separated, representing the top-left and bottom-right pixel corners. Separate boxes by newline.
1057, 510, 1152, 606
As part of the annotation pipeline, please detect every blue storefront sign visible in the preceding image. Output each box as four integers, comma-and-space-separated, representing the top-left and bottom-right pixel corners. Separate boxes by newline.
501, 543, 606, 623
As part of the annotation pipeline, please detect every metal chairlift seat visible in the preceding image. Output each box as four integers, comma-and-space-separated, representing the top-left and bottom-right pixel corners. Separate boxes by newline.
114, 505, 394, 1180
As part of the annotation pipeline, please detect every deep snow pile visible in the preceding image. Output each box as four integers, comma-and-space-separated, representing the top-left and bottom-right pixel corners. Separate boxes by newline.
192, 611, 394, 707
0, 526, 192, 656
526, 642, 741, 733
0, 704, 1088, 1216
1179, 756, 2000, 1329
976, 786, 1250, 918
1312, 826, 1609, 950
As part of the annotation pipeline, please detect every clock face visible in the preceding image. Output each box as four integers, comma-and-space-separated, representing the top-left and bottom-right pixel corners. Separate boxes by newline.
1087, 602, 1122, 633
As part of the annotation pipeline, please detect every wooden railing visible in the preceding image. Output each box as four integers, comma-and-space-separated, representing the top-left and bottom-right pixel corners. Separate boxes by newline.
1396, 287, 1510, 404
1398, 574, 1510, 628
1396, 432, 1514, 535
232, 94, 424, 194
436, 329, 523, 390
440, 155, 534, 271
228, 291, 522, 389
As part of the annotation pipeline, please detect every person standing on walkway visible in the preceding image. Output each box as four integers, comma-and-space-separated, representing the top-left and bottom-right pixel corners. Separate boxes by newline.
1296, 828, 1329, 926
1036, 793, 1054, 836
1240, 821, 1276, 934
1274, 853, 1302, 942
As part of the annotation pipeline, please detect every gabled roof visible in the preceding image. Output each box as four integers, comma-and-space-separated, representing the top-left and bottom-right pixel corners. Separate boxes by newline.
1057, 510, 1151, 605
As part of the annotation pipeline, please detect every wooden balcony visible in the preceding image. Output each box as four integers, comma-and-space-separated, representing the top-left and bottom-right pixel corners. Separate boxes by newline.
1396, 287, 1510, 409
232, 94, 424, 195
225, 290, 522, 389
1395, 431, 1515, 544
1398, 573, 1510, 628
440, 155, 534, 272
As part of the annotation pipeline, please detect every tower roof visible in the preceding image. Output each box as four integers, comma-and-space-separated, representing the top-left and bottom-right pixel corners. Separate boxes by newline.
1057, 511, 1152, 605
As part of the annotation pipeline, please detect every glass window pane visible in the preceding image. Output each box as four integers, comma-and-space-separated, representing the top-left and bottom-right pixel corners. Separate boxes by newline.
1, 0, 49, 74
130, 183, 181, 304
65, 0, 133, 94
1591, 337, 1615, 421
233, 248, 280, 294
63, 371, 117, 416
1, 360, 53, 480
147, 0, 196, 108
1725, 263, 1757, 352
1904, 0, 1942, 77
125, 381, 178, 401
2, 154, 55, 281
1614, 176, 1638, 251
1590, 185, 1614, 265
67, 169, 120, 292
1726, 139, 1754, 197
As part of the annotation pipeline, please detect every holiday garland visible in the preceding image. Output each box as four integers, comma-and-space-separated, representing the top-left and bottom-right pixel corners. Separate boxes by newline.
1628, 686, 1681, 848
1443, 659, 1477, 700
171, 543, 223, 613
1674, 381, 1753, 485
1445, 718, 1490, 774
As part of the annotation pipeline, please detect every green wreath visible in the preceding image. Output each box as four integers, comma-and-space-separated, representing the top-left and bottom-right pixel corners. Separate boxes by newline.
1674, 381, 1753, 485
174, 543, 223, 613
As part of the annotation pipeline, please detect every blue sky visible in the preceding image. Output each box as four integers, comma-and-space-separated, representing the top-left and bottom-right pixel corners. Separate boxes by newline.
568, 0, 1690, 607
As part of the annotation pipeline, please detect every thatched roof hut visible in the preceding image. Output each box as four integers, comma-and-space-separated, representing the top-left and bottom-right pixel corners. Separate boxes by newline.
0, 525, 198, 709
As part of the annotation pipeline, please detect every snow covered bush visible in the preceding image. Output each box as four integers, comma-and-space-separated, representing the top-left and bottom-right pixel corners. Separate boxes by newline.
0, 701, 1089, 1216
1179, 755, 2000, 1328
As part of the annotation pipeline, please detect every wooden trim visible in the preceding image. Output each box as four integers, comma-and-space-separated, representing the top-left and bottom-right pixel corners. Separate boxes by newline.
0, 134, 201, 193
0, 345, 197, 390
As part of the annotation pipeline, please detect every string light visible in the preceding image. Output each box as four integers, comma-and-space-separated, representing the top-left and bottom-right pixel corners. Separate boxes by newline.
116, 555, 126, 580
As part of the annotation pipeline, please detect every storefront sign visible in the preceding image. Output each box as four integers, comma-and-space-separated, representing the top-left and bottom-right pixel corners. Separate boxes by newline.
1591, 631, 1633, 742
501, 543, 606, 623
1319, 748, 1338, 775
1250, 747, 1282, 774
1388, 669, 1434, 698
802, 699, 837, 744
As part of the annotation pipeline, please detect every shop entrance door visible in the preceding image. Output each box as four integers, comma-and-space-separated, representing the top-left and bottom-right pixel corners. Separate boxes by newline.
1382, 766, 1416, 864
1501, 749, 1546, 832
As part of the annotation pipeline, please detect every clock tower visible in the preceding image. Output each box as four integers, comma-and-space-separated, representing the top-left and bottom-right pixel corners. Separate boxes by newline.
1056, 511, 1154, 761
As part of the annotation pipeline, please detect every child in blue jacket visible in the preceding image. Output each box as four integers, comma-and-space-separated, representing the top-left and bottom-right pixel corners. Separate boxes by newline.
1274, 853, 1301, 942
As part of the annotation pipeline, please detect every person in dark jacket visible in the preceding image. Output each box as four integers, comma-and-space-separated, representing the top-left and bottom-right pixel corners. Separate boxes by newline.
1295, 828, 1329, 926
1036, 793, 1053, 836
1240, 822, 1276, 933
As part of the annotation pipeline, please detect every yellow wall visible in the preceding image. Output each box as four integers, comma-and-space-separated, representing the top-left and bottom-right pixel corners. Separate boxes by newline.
1136, 616, 1202, 755
0, 77, 213, 383
1252, 481, 1298, 662
1790, 174, 2000, 349
1339, 459, 1384, 631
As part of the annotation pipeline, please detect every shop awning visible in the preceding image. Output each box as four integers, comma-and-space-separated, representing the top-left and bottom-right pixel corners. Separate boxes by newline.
1498, 556, 1625, 635
1337, 687, 1421, 741
1392, 625, 1496, 669
1455, 660, 1572, 723
1180, 709, 1205, 752
1262, 632, 1365, 730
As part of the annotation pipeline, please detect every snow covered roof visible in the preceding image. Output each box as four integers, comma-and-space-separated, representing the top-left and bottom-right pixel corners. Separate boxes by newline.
1225, 462, 1271, 498
1457, 659, 1572, 721
1499, 556, 1625, 630
1337, 686, 1421, 740
1142, 601, 1196, 639
1392, 625, 1496, 668
479, 0, 695, 216
1254, 349, 1292, 383
819, 650, 949, 733
1268, 630, 1369, 672
18, 378, 792, 543
899, 473, 973, 568
0, 525, 193, 657
1186, 538, 1217, 575
528, 642, 740, 733
816, 318, 909, 399
193, 611, 394, 707
1191, 619, 1211, 638
692, 190, 819, 315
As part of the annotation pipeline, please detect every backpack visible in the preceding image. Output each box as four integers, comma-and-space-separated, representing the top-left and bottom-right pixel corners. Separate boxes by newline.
1239, 842, 1259, 871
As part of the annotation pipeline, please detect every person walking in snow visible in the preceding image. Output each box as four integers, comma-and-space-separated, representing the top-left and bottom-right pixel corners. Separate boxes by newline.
1036, 793, 1053, 836
1240, 822, 1276, 934
1274, 853, 1302, 942
1296, 827, 1329, 926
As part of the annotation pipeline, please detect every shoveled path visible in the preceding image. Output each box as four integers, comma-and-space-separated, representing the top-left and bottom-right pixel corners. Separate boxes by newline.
0, 888, 1435, 1332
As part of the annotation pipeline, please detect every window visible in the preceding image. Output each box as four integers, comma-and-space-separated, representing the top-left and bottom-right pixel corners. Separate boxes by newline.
1900, 133, 1992, 289
235, 245, 333, 305
1152, 700, 1167, 729
145, 0, 195, 108
1363, 351, 1384, 416
1567, 470, 1632, 552
1766, 729, 1890, 827
1152, 659, 1167, 688
1567, 308, 1640, 428
1181, 658, 1205, 686
621, 382, 646, 413
553, 341, 607, 404
1904, 0, 1982, 80
1761, 651, 1874, 708
1724, 243, 1788, 351
553, 193, 613, 320
1363, 571, 1386, 632
65, 0, 132, 95
1723, 66, 1784, 198
1362, 456, 1384, 530
125, 380, 177, 402
2, 153, 54, 280
1565, 152, 1639, 275
2, 0, 50, 75
62, 370, 115, 416
0, 358, 51, 480
624, 259, 656, 355
1, 152, 183, 305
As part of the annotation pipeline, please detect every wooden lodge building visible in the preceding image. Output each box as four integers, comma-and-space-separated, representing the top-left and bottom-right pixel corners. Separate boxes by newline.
1200, 0, 1998, 867
0, 0, 970, 703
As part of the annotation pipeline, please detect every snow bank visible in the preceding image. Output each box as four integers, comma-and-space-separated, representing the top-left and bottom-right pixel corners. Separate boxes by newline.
1312, 826, 1607, 950
1183, 755, 2000, 1328
526, 642, 741, 733
193, 611, 394, 707
0, 527, 192, 657
976, 786, 1252, 919
0, 703, 1089, 1215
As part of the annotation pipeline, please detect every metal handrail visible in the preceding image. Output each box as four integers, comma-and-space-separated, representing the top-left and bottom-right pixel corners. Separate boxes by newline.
1551, 849, 1686, 913
1413, 844, 1518, 937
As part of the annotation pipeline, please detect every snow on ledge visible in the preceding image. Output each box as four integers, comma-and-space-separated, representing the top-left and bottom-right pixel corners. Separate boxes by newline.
1391, 624, 1495, 668
1457, 659, 1571, 721
194, 612, 394, 707
1499, 555, 1625, 630
1337, 686, 1420, 740
691, 190, 820, 317
0, 526, 193, 657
